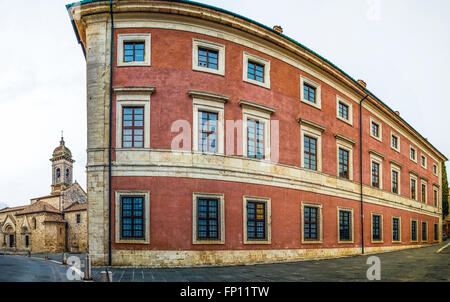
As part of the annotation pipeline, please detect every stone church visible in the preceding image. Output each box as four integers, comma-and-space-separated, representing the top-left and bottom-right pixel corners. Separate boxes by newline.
0, 137, 87, 253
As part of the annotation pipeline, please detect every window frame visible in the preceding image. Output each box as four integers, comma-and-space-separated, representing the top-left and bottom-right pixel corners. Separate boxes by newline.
243, 196, 271, 245
114, 190, 150, 244
433, 223, 439, 242
337, 207, 354, 244
122, 106, 145, 148
433, 186, 439, 207
300, 75, 322, 110
411, 219, 418, 242
410, 173, 418, 201
192, 193, 225, 245
300, 119, 324, 172
390, 131, 400, 152
76, 214, 81, 224
370, 153, 383, 189
410, 146, 417, 163
301, 202, 323, 244
420, 154, 427, 169
420, 179, 428, 204
192, 39, 225, 76
433, 163, 438, 176
369, 117, 382, 142
421, 221, 428, 242
117, 34, 151, 67
371, 213, 384, 243
392, 216, 401, 243
336, 96, 353, 126
243, 52, 271, 89
391, 164, 401, 195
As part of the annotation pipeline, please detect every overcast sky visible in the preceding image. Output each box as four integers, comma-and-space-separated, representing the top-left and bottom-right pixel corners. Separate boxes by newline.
0, 0, 449, 208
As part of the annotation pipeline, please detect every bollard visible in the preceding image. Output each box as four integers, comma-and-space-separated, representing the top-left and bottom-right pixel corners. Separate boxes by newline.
101, 269, 113, 282
83, 254, 93, 281
45, 252, 48, 260
62, 253, 67, 265
28, 250, 31, 257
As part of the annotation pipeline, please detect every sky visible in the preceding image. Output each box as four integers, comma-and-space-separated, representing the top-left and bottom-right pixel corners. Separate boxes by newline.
0, 0, 449, 207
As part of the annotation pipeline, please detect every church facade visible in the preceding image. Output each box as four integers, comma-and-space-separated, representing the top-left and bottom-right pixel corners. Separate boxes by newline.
0, 137, 88, 253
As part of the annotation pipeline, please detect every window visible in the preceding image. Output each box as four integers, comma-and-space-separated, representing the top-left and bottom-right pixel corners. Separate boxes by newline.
433, 164, 438, 176
410, 175, 417, 200
76, 214, 81, 224
372, 214, 383, 242
198, 48, 218, 70
198, 111, 218, 153
304, 136, 318, 171
192, 39, 225, 76
369, 117, 382, 142
411, 220, 418, 242
410, 146, 417, 162
193, 193, 225, 245
392, 217, 400, 242
117, 34, 151, 67
243, 52, 271, 89
247, 119, 265, 159
391, 132, 400, 152
392, 170, 399, 194
124, 42, 144, 63
371, 122, 379, 138
422, 221, 427, 241
420, 155, 427, 169
338, 102, 349, 120
434, 224, 439, 241
121, 196, 145, 239
304, 206, 319, 241
246, 201, 266, 240
56, 168, 61, 179
433, 186, 439, 207
122, 107, 144, 148
25, 235, 29, 248
65, 168, 70, 178
421, 181, 427, 203
300, 76, 321, 109
32, 218, 37, 230
336, 96, 353, 125
338, 209, 353, 242
372, 162, 380, 188
339, 148, 350, 179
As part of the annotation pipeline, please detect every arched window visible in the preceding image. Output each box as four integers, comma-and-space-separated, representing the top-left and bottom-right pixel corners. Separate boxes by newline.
32, 218, 37, 230
56, 168, 61, 179
65, 168, 70, 178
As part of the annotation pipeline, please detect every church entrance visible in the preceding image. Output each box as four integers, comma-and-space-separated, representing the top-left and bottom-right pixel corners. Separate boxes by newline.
9, 235, 14, 248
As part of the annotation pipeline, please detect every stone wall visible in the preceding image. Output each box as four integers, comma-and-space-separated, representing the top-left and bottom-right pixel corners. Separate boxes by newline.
65, 210, 87, 252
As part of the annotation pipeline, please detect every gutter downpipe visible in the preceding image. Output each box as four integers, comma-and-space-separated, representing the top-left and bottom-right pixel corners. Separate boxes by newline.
359, 94, 370, 255
108, 0, 114, 267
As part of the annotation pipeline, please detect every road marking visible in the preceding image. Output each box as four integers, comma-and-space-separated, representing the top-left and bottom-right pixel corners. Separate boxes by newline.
436, 242, 450, 254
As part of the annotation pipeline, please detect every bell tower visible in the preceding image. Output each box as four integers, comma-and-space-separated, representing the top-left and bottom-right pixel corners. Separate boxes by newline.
50, 133, 75, 194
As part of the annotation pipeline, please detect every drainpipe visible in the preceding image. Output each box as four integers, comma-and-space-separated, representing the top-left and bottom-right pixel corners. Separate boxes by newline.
108, 0, 114, 267
359, 94, 369, 255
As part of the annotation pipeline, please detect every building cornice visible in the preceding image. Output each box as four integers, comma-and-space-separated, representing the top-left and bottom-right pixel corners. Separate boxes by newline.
334, 133, 356, 146
188, 90, 229, 103
239, 100, 276, 114
369, 149, 385, 160
113, 86, 156, 95
297, 118, 326, 133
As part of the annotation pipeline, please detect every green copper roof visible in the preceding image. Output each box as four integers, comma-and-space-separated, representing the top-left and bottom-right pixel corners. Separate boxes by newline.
66, 0, 447, 160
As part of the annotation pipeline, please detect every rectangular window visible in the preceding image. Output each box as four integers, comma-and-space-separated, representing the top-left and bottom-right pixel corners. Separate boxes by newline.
391, 135, 398, 150
434, 224, 438, 241
410, 147, 416, 161
303, 83, 316, 103
304, 206, 319, 241
339, 148, 349, 179
197, 198, 220, 240
392, 217, 400, 242
25, 235, 29, 248
198, 111, 218, 153
122, 107, 144, 148
372, 214, 382, 241
76, 214, 81, 224
433, 188, 438, 207
247, 119, 265, 159
247, 61, 264, 83
198, 48, 218, 70
422, 222, 427, 241
372, 162, 380, 188
421, 155, 426, 168
421, 183, 426, 203
304, 136, 318, 171
124, 42, 145, 62
371, 122, 379, 138
411, 220, 417, 241
339, 210, 352, 242
433, 164, 438, 175
392, 170, 399, 194
338, 102, 349, 120
121, 196, 144, 239
411, 178, 417, 200
247, 201, 266, 240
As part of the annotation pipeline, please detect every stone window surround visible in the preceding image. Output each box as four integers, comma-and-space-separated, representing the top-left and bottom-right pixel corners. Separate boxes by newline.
389, 162, 402, 195
301, 201, 323, 244
242, 51, 271, 89
114, 190, 150, 245
420, 153, 427, 169
409, 172, 418, 201
189, 90, 229, 155
433, 223, 439, 242
410, 219, 418, 243
336, 96, 353, 126
335, 134, 355, 181
117, 33, 151, 67
369, 117, 382, 142
421, 221, 428, 242
432, 163, 438, 176
390, 131, 400, 153
369, 150, 384, 190
192, 38, 226, 76
371, 212, 384, 244
432, 185, 440, 208
420, 178, 428, 204
242, 196, 272, 245
299, 119, 325, 172
192, 193, 225, 245
337, 206, 354, 244
240, 100, 275, 161
410, 145, 418, 163
392, 215, 402, 243
114, 86, 155, 150
300, 75, 322, 110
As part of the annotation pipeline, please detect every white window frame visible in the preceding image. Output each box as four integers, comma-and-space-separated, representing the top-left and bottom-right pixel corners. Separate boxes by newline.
192, 39, 225, 76
371, 213, 384, 243
115, 190, 150, 244
300, 119, 325, 172
192, 193, 225, 245
336, 96, 353, 126
410, 146, 417, 163
240, 100, 274, 161
114, 87, 155, 149
243, 196, 271, 245
301, 202, 323, 244
392, 216, 402, 243
300, 75, 322, 110
433, 163, 438, 176
335, 135, 355, 181
189, 90, 228, 155
410, 173, 418, 201
117, 33, 151, 67
420, 179, 428, 204
411, 219, 418, 242
370, 152, 384, 189
337, 207, 354, 244
369, 117, 382, 142
242, 52, 271, 89
390, 131, 400, 152
391, 163, 401, 195
420, 154, 427, 169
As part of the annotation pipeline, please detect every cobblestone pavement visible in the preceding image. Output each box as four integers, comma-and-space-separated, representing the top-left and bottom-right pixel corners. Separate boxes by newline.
91, 242, 450, 282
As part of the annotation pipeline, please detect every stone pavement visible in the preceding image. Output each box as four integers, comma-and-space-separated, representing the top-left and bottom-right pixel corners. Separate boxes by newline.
91, 242, 450, 282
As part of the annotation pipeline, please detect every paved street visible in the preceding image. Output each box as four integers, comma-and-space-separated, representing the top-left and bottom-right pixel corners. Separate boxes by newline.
0, 243, 448, 282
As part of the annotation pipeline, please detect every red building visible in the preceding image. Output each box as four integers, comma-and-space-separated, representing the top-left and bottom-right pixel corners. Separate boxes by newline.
67, 0, 446, 266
